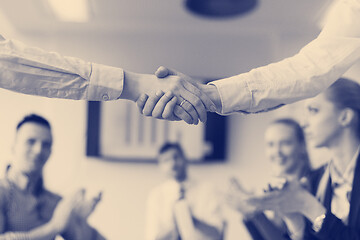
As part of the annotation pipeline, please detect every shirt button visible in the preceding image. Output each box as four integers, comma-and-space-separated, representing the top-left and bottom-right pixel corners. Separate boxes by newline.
102, 93, 109, 101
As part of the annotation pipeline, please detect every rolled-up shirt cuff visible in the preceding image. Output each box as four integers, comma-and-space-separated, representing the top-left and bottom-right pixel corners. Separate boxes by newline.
209, 74, 252, 115
88, 63, 124, 101
312, 212, 344, 239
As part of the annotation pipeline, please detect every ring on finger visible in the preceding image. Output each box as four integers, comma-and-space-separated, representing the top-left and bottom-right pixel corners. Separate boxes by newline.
179, 99, 187, 108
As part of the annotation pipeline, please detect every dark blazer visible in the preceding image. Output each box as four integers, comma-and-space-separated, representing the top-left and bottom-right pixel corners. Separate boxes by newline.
308, 153, 360, 240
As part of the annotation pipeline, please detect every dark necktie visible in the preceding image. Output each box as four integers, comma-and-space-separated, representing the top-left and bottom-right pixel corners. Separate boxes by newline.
173, 183, 195, 240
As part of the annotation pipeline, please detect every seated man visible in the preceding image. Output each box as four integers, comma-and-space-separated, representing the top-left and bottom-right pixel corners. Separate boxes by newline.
145, 142, 225, 240
0, 114, 105, 239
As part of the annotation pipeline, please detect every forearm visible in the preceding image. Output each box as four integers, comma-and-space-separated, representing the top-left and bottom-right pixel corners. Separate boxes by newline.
0, 36, 124, 101
211, 34, 360, 115
210, 0, 360, 115
248, 213, 290, 240
198, 84, 222, 113
61, 215, 106, 240
300, 193, 326, 224
0, 222, 59, 240
282, 214, 305, 240
120, 70, 147, 102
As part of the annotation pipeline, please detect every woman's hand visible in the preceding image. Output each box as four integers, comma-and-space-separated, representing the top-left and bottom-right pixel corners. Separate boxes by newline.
224, 177, 259, 218
247, 180, 326, 222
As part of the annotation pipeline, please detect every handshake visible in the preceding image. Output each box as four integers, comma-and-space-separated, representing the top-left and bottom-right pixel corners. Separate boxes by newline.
123, 66, 222, 125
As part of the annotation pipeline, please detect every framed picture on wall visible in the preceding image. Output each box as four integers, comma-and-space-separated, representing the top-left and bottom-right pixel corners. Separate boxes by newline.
86, 88, 227, 163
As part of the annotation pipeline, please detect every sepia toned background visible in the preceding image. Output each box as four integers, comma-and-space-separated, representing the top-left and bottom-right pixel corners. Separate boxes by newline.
0, 0, 359, 239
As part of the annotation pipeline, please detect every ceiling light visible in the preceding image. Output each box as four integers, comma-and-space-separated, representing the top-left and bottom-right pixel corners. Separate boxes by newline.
185, 0, 258, 18
47, 0, 90, 22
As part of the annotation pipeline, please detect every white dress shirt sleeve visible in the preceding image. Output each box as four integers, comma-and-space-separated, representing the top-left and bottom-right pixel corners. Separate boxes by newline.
0, 36, 124, 101
210, 0, 360, 114
145, 191, 160, 240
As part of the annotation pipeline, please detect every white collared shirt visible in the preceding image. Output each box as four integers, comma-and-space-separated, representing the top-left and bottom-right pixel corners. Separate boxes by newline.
145, 179, 224, 240
330, 146, 359, 223
0, 36, 124, 101
211, 0, 360, 114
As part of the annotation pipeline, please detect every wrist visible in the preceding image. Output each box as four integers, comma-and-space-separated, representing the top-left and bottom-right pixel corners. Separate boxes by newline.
282, 214, 305, 239
26, 221, 60, 240
302, 194, 326, 223
121, 71, 149, 102
242, 210, 260, 221
312, 213, 326, 233
46, 220, 63, 235
200, 84, 221, 112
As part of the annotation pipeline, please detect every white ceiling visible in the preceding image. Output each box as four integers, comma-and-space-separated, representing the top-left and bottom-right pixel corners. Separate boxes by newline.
0, 0, 332, 35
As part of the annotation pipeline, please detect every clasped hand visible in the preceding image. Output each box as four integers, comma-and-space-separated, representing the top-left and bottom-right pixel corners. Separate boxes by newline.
136, 66, 219, 125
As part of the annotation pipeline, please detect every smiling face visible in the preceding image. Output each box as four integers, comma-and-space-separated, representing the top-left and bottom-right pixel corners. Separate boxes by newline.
13, 122, 52, 176
303, 93, 343, 149
265, 123, 305, 177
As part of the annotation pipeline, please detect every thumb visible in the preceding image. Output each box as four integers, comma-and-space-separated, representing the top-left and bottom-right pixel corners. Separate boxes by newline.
155, 66, 184, 78
155, 66, 170, 78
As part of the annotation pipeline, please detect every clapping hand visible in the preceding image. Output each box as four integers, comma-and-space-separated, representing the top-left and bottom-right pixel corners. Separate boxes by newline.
49, 189, 103, 233
49, 189, 86, 233
246, 180, 313, 214
73, 191, 102, 220
224, 177, 259, 218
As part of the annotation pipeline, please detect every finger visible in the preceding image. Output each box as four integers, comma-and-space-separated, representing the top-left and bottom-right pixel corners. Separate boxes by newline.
94, 191, 102, 202
177, 87, 205, 124
159, 67, 188, 78
91, 192, 102, 208
247, 191, 283, 204
163, 96, 181, 120
155, 66, 170, 78
152, 91, 174, 118
230, 178, 252, 195
174, 105, 193, 124
178, 97, 199, 125
163, 68, 217, 114
69, 188, 86, 211
182, 80, 217, 119
156, 67, 210, 122
136, 94, 148, 114
143, 91, 164, 116
230, 177, 242, 190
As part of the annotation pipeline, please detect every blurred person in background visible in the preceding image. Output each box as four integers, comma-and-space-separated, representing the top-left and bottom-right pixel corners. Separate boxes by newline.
248, 78, 360, 239
145, 142, 226, 240
226, 118, 324, 240
0, 114, 105, 239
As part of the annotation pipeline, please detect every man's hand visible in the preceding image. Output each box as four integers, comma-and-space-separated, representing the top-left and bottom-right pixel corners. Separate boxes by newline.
155, 66, 222, 112
121, 70, 216, 125
135, 66, 223, 124
49, 189, 86, 234
137, 92, 184, 122
49, 189, 102, 233
73, 191, 102, 220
